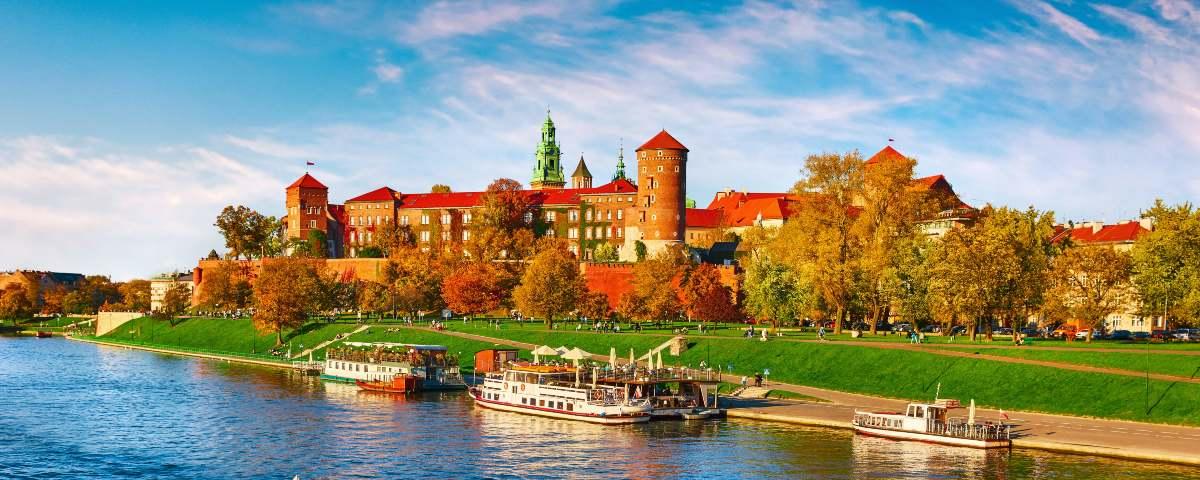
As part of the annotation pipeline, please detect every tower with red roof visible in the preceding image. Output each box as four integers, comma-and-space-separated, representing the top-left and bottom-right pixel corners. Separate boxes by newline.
285, 172, 331, 247
624, 129, 688, 260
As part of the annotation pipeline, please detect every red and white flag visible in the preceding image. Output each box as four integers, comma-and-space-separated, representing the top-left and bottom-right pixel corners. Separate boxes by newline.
306, 161, 315, 166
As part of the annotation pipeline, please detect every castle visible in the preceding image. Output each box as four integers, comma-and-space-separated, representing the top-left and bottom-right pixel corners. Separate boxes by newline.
282, 112, 689, 262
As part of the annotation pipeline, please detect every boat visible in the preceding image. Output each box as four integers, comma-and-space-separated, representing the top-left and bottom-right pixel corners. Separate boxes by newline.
355, 374, 423, 394
470, 364, 652, 425
321, 342, 467, 391
852, 399, 1012, 449
35, 331, 52, 338
680, 409, 714, 420
593, 366, 724, 419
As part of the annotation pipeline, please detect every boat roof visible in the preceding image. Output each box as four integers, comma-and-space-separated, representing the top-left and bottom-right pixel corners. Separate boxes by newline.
508, 365, 576, 374
341, 342, 448, 351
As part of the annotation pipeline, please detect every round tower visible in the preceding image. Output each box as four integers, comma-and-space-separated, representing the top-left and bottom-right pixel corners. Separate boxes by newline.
624, 129, 687, 259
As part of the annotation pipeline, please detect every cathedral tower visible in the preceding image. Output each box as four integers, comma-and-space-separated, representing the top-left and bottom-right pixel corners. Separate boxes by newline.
622, 130, 687, 260
530, 111, 565, 190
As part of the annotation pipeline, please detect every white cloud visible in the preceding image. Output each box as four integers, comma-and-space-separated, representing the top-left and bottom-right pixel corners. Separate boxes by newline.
1013, 0, 1104, 46
399, 0, 569, 43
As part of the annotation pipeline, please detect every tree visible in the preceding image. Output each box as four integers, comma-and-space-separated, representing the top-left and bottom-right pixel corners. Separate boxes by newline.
513, 239, 584, 328
593, 242, 619, 262
579, 290, 611, 321
855, 149, 926, 334
357, 281, 390, 317
215, 205, 275, 260
777, 151, 865, 334
442, 262, 505, 319
634, 240, 648, 262
253, 257, 321, 346
616, 291, 645, 321
621, 246, 689, 321
466, 178, 535, 262
431, 184, 452, 193
356, 245, 384, 258
386, 245, 448, 318
742, 254, 813, 326
1132, 200, 1200, 328
60, 276, 121, 315
40, 284, 67, 315
1048, 246, 1133, 342
195, 261, 253, 311
682, 263, 740, 323
119, 279, 151, 312
0, 284, 34, 324
157, 283, 192, 325
304, 230, 328, 258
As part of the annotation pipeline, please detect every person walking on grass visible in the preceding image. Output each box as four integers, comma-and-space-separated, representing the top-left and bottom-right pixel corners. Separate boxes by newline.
818, 326, 826, 341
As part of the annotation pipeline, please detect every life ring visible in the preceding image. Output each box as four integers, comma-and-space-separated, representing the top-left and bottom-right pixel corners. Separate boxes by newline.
503, 382, 509, 390
520, 384, 526, 392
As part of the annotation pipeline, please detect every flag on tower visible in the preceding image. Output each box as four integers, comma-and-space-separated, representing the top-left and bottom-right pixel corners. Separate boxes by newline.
306, 161, 315, 166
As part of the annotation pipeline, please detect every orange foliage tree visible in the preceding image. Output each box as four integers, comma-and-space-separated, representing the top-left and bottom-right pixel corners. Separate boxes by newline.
442, 262, 505, 319
682, 263, 740, 323
253, 257, 321, 346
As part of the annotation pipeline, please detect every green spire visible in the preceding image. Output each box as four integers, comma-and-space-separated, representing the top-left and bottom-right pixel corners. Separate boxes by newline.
612, 138, 627, 181
531, 109, 564, 188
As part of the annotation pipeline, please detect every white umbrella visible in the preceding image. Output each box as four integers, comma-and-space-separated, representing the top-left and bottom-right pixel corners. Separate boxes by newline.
609, 347, 617, 367
532, 345, 558, 364
658, 351, 666, 370
562, 347, 590, 367
968, 399, 976, 426
555, 345, 569, 355
629, 348, 635, 366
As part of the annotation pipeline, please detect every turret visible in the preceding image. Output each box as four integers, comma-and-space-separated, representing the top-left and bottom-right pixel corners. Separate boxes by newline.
622, 130, 687, 260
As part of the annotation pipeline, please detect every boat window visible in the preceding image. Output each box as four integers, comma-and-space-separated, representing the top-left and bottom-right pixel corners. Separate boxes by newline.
566, 403, 573, 412
539, 400, 545, 407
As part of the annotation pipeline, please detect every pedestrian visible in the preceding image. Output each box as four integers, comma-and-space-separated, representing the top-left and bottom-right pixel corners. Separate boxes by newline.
741, 375, 748, 388
818, 326, 826, 341
755, 373, 763, 387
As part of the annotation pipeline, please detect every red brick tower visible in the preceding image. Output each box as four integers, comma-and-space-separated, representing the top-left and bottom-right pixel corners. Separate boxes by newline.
285, 173, 329, 242
624, 130, 687, 259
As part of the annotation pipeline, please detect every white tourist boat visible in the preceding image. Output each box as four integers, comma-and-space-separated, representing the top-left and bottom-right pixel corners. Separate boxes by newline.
470, 364, 652, 425
852, 399, 1012, 449
321, 342, 466, 391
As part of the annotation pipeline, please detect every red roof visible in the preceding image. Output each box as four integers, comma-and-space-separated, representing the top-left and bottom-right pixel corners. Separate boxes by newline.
394, 179, 637, 210
686, 208, 723, 228
866, 145, 907, 166
706, 191, 791, 211
1052, 222, 1149, 245
912, 174, 946, 189
287, 173, 327, 190
637, 130, 688, 152
726, 197, 792, 227
347, 187, 398, 203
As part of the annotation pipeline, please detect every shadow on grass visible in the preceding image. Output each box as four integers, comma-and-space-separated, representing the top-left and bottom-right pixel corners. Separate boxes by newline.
922, 357, 962, 395
1145, 381, 1179, 417
282, 321, 327, 344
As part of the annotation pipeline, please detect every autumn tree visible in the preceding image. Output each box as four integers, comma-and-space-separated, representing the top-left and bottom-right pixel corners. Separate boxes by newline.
579, 290, 611, 321
776, 151, 865, 334
1132, 200, 1200, 327
682, 263, 740, 323
855, 150, 927, 334
119, 279, 151, 312
442, 262, 505, 319
513, 239, 584, 328
215, 205, 276, 259
357, 281, 390, 318
620, 246, 689, 321
0, 284, 34, 324
431, 184, 452, 193
384, 245, 447, 318
1047, 246, 1133, 341
195, 261, 253, 311
253, 257, 321, 346
156, 283, 192, 325
61, 276, 121, 315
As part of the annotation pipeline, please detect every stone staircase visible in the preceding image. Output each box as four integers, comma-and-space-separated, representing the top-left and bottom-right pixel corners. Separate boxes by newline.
733, 386, 772, 398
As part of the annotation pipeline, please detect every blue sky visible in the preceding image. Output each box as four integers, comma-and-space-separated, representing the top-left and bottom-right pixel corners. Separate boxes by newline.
2, 0, 1198, 280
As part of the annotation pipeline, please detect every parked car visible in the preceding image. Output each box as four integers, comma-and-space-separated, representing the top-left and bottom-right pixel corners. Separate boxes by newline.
874, 321, 894, 332
1132, 331, 1150, 341
994, 327, 1014, 336
1051, 327, 1076, 338
1151, 329, 1171, 341
1020, 328, 1041, 338
1172, 329, 1192, 341
894, 322, 914, 333
1075, 329, 1100, 340
921, 325, 942, 333
1107, 330, 1133, 341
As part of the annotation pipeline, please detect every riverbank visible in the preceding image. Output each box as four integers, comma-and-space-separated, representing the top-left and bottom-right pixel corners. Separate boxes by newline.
69, 335, 291, 369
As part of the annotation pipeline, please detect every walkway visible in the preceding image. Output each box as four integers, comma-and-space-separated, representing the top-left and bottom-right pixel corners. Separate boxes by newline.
291, 325, 368, 360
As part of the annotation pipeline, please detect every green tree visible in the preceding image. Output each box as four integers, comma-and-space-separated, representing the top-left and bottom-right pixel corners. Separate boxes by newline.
156, 283, 192, 325
856, 149, 927, 334
634, 240, 648, 262
513, 239, 584, 328
742, 254, 813, 326
431, 184, 452, 193
593, 242, 619, 262
253, 257, 321, 346
1132, 200, 1200, 327
214, 205, 275, 259
1048, 246, 1133, 342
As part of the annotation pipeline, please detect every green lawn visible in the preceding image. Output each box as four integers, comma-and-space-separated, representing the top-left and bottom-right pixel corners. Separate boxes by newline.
318, 326, 532, 371
939, 347, 1200, 379
435, 324, 1200, 426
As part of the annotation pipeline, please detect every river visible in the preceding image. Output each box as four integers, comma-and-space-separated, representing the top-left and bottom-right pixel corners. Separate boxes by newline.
1, 337, 1197, 479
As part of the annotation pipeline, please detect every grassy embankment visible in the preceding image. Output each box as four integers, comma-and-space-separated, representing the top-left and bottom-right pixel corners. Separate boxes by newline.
91, 317, 360, 363
436, 323, 1200, 426
939, 346, 1200, 379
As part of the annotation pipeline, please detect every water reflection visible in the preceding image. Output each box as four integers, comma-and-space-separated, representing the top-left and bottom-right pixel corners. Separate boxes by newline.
3, 338, 1199, 480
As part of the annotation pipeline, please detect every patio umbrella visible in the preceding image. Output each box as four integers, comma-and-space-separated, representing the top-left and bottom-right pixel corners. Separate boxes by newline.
968, 399, 976, 425
609, 347, 617, 367
562, 347, 590, 367
555, 345, 569, 355
532, 345, 558, 363
629, 348, 635, 366
656, 351, 664, 370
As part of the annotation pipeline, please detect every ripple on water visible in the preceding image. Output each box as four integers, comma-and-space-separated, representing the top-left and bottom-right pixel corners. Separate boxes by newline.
2, 337, 1199, 480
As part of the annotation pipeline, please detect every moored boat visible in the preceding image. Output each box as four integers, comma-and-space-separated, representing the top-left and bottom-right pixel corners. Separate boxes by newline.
321, 342, 466, 391
35, 330, 52, 338
356, 375, 423, 394
852, 399, 1012, 449
471, 364, 652, 425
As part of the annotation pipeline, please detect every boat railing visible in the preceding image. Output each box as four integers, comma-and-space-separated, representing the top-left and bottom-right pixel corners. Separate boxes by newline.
852, 413, 1010, 441
598, 367, 721, 384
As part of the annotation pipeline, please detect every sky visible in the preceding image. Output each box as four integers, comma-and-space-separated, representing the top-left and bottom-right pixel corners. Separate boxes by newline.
1, 0, 1198, 280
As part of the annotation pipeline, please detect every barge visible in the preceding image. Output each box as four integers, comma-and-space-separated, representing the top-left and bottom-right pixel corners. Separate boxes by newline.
322, 342, 466, 391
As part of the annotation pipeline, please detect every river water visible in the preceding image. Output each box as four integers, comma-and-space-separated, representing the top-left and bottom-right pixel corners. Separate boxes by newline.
1, 337, 1196, 480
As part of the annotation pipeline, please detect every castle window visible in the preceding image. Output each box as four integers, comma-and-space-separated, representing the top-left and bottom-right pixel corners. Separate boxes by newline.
585, 229, 592, 239
641, 166, 646, 173
617, 228, 623, 238
657, 150, 663, 157
652, 214, 657, 221
617, 210, 623, 220
606, 210, 612, 220
400, 215, 409, 226
546, 211, 556, 222
351, 217, 357, 226
650, 194, 656, 204
641, 152, 646, 159
657, 165, 663, 172
546, 229, 555, 237
441, 214, 451, 225
421, 214, 430, 225
524, 212, 534, 224
568, 228, 578, 239
585, 210, 593, 221
420, 231, 431, 242
350, 231, 356, 243
376, 216, 382, 225
463, 231, 471, 241
367, 232, 373, 242
442, 231, 450, 241
309, 220, 317, 228
675, 166, 680, 172
568, 210, 579, 222
463, 213, 472, 224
